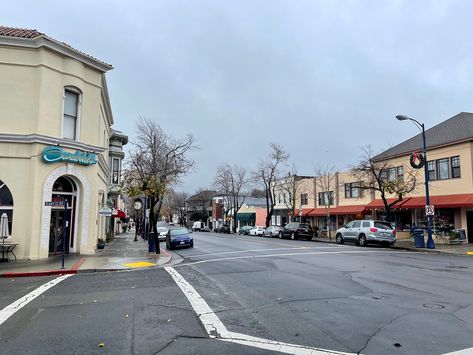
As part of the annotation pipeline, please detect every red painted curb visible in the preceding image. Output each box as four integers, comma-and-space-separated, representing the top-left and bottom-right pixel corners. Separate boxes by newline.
1, 270, 77, 278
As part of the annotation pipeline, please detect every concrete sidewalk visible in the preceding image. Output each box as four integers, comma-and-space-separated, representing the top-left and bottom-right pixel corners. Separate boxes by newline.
313, 236, 473, 256
0, 231, 172, 277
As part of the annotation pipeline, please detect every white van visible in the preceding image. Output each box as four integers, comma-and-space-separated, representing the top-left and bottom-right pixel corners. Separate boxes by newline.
192, 221, 206, 232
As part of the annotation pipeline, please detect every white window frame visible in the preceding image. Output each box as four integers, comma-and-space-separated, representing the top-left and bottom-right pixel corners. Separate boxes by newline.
62, 87, 82, 141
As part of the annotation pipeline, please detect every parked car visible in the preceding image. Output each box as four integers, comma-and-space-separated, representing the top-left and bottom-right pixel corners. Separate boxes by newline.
249, 226, 265, 236
166, 227, 194, 250
156, 221, 170, 241
335, 220, 396, 247
238, 225, 253, 235
215, 224, 231, 234
278, 222, 314, 241
192, 221, 207, 232
263, 225, 282, 238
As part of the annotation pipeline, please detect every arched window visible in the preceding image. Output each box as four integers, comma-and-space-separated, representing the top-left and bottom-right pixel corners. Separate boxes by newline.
0, 180, 14, 237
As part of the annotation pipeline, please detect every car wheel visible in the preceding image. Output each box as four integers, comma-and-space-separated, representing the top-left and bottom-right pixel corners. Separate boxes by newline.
290, 232, 295, 240
189, 243, 194, 248
306, 235, 312, 241
358, 234, 367, 247
336, 233, 344, 245
166, 241, 172, 250
279, 232, 283, 239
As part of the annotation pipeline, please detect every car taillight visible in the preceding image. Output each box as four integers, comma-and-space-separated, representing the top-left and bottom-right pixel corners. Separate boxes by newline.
370, 227, 378, 232
392, 230, 396, 235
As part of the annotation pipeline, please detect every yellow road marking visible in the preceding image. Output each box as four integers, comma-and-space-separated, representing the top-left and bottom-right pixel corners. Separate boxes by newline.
123, 261, 156, 268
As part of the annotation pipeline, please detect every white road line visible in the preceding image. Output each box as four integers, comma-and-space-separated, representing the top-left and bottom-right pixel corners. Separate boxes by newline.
0, 274, 73, 326
175, 250, 410, 267
189, 246, 343, 258
165, 266, 355, 354
443, 348, 473, 355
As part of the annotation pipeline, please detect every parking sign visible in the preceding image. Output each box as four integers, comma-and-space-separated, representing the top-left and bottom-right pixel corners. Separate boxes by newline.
425, 205, 435, 216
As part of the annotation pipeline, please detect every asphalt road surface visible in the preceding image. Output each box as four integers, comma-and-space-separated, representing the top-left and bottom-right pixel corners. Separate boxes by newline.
1, 232, 473, 354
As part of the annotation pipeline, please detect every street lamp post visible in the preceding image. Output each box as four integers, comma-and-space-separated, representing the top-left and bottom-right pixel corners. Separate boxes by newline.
396, 114, 435, 249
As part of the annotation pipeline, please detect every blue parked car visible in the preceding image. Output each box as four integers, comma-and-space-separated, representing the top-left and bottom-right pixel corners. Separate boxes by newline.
166, 227, 194, 250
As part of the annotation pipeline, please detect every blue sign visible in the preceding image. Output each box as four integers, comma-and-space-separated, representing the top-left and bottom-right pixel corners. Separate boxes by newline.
42, 146, 97, 165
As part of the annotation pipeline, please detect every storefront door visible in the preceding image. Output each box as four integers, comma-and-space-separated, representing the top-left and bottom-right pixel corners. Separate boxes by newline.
49, 209, 71, 255
467, 211, 473, 243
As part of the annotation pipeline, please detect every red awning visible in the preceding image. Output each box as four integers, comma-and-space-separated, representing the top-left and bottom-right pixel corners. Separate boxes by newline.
365, 198, 409, 209
401, 194, 473, 209
112, 209, 126, 218
295, 206, 366, 216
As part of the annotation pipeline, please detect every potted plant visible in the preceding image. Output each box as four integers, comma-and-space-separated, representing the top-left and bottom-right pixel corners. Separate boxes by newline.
97, 238, 106, 249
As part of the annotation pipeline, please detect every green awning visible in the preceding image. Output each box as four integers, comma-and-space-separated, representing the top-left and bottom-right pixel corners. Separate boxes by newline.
236, 212, 256, 221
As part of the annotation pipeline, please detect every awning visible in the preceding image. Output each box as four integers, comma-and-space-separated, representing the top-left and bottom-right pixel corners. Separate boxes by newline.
112, 209, 126, 219
365, 198, 409, 209
236, 212, 256, 221
400, 194, 473, 209
295, 206, 367, 216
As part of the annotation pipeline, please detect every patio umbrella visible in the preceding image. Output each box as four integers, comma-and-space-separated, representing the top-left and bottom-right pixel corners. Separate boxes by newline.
0, 213, 9, 243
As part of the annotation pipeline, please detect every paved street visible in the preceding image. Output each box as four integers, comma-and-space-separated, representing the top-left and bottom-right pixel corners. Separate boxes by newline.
1, 232, 473, 354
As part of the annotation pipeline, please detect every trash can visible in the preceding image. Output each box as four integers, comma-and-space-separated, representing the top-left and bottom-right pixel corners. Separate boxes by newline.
148, 232, 156, 253
413, 230, 425, 248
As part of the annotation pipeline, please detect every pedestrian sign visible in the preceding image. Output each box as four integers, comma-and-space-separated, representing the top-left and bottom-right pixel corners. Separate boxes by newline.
425, 205, 435, 216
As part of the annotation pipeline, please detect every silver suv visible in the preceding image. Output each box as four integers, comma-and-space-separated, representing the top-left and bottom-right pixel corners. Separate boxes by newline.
335, 220, 396, 247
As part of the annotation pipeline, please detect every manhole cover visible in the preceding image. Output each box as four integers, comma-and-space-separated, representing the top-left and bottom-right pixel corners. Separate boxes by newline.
371, 296, 383, 300
423, 303, 445, 309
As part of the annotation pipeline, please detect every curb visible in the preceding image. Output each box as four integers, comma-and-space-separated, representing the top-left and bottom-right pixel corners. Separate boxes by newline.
0, 249, 173, 278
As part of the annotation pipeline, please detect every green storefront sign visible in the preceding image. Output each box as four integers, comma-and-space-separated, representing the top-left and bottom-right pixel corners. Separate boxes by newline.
42, 146, 97, 165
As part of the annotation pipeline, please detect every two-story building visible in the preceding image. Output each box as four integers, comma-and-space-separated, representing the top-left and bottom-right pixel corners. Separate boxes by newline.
0, 26, 124, 259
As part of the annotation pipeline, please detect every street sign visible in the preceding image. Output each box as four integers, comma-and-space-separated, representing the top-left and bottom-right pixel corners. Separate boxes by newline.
45, 200, 65, 206
425, 205, 435, 216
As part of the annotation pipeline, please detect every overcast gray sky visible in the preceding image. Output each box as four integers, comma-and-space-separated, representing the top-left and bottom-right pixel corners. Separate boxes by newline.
3, 1, 473, 193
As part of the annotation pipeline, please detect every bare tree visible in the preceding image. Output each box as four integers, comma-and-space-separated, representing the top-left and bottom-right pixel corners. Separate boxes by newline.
123, 117, 196, 246
166, 190, 189, 226
213, 164, 249, 232
314, 164, 337, 240
252, 143, 289, 227
350, 146, 417, 221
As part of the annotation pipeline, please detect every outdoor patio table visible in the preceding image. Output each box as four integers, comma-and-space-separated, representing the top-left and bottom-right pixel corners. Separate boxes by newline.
0, 243, 18, 262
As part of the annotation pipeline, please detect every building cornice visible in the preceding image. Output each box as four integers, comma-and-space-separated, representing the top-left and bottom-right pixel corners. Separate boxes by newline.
0, 133, 107, 153
0, 35, 112, 73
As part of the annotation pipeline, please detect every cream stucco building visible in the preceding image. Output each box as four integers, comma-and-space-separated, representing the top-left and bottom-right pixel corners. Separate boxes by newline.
0, 26, 124, 259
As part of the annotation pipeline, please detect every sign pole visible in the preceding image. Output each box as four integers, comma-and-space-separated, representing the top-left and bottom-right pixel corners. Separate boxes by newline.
61, 200, 67, 269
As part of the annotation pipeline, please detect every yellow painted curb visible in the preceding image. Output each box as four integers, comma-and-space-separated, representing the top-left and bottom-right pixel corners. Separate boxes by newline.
123, 261, 156, 268
466, 252, 473, 255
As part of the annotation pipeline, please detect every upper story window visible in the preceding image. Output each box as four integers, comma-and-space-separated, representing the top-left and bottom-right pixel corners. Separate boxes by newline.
318, 191, 334, 206
427, 156, 460, 181
344, 182, 361, 198
112, 158, 120, 184
63, 89, 80, 140
381, 166, 404, 182
300, 193, 308, 205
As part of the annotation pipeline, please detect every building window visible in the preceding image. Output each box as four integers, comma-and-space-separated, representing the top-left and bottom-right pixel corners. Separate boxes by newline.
427, 161, 436, 181
397, 166, 404, 182
301, 194, 308, 205
344, 182, 361, 198
63, 89, 79, 140
318, 191, 334, 206
380, 166, 403, 182
437, 158, 450, 180
451, 156, 461, 178
112, 158, 120, 184
283, 193, 286, 204
0, 180, 14, 237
